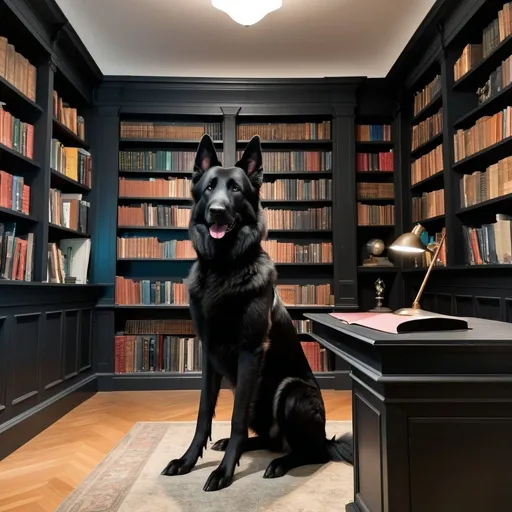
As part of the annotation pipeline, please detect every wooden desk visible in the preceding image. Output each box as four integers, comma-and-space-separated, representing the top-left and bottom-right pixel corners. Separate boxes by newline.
305, 313, 512, 512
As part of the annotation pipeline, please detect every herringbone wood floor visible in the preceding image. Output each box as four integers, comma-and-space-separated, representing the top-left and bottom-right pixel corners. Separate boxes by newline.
0, 390, 351, 511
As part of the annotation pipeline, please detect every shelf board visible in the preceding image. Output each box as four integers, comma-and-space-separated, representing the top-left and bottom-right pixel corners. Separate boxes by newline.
0, 281, 110, 287
357, 224, 395, 228
52, 118, 89, 149
414, 214, 445, 224
411, 92, 442, 125
453, 82, 512, 129
0, 206, 37, 223
117, 226, 189, 231
453, 34, 512, 91
119, 169, 193, 176
355, 140, 393, 147
261, 199, 332, 205
410, 132, 443, 158
237, 139, 332, 147
50, 169, 91, 193
411, 171, 444, 192
115, 305, 189, 309
118, 196, 192, 203
0, 75, 43, 117
119, 138, 223, 148
0, 142, 40, 170
452, 135, 512, 172
48, 223, 90, 238
118, 169, 333, 179
266, 229, 332, 235
356, 171, 394, 176
457, 193, 512, 215
357, 266, 400, 272
118, 258, 196, 262
402, 265, 512, 272
356, 197, 394, 203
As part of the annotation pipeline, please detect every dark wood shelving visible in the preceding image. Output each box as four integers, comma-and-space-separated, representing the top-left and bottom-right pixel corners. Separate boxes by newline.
452, 136, 512, 172
117, 196, 192, 203
237, 139, 332, 147
411, 171, 444, 192
119, 169, 193, 176
48, 223, 90, 238
357, 224, 395, 228
52, 118, 89, 150
119, 138, 223, 148
355, 140, 393, 148
0, 141, 40, 169
261, 199, 332, 205
453, 34, 512, 91
356, 197, 394, 203
413, 213, 445, 225
453, 82, 512, 129
410, 132, 443, 158
117, 258, 196, 262
266, 229, 333, 235
411, 92, 442, 124
356, 171, 394, 177
50, 169, 91, 193
0, 74, 43, 117
117, 225, 189, 231
457, 193, 512, 215
0, 206, 38, 223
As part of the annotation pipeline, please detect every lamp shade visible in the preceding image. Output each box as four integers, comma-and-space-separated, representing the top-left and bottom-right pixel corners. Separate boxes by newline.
389, 224, 427, 253
212, 0, 282, 26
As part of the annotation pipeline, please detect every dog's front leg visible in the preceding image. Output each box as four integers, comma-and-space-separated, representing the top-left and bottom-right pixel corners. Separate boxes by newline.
161, 353, 222, 476
203, 348, 263, 491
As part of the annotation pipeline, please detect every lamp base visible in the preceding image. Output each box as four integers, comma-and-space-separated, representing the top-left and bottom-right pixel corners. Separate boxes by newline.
393, 307, 433, 316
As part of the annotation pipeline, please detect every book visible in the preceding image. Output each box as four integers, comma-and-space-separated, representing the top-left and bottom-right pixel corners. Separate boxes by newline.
329, 312, 469, 334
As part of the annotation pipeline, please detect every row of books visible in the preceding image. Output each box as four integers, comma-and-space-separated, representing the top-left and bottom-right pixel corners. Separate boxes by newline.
113, 335, 331, 374
52, 91, 85, 140
411, 144, 443, 185
454, 2, 512, 81
0, 170, 30, 214
120, 121, 223, 140
412, 189, 445, 222
355, 124, 391, 142
117, 237, 195, 260
357, 182, 394, 199
49, 190, 90, 234
114, 277, 334, 306
50, 141, 93, 188
237, 122, 331, 141
477, 54, 512, 106
119, 150, 223, 172
114, 335, 202, 373
0, 103, 34, 159
463, 215, 512, 265
411, 109, 443, 151
120, 318, 313, 335
356, 151, 393, 172
0, 36, 37, 101
261, 240, 332, 263
454, 106, 512, 162
413, 74, 441, 116
261, 179, 332, 200
47, 238, 91, 284
460, 154, 512, 208
357, 203, 395, 226
235, 150, 332, 172
264, 206, 332, 230
117, 204, 191, 228
0, 222, 34, 281
119, 177, 191, 199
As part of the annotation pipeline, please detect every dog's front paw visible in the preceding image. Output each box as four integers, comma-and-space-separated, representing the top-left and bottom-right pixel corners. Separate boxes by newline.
211, 438, 229, 451
161, 457, 195, 476
263, 457, 288, 479
203, 466, 233, 491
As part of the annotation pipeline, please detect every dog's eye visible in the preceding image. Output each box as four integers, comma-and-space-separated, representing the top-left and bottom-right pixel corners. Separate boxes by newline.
206, 182, 214, 191
232, 184, 241, 192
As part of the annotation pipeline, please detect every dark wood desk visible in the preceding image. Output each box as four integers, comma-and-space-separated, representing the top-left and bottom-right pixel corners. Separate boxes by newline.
305, 313, 512, 512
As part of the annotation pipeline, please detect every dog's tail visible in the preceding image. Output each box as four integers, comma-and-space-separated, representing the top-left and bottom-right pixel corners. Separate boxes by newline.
326, 433, 354, 464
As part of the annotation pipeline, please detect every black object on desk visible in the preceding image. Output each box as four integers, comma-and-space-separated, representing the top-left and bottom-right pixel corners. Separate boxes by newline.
305, 313, 512, 512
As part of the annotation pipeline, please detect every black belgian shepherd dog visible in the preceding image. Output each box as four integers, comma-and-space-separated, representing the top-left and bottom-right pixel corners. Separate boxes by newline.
161, 134, 353, 491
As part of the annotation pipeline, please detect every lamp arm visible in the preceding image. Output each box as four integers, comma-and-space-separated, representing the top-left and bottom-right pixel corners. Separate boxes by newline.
412, 231, 446, 309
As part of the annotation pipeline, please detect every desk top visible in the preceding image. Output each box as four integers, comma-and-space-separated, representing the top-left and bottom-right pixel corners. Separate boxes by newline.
305, 313, 512, 346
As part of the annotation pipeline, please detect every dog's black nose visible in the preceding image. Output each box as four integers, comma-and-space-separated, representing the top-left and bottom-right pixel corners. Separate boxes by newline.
209, 205, 226, 216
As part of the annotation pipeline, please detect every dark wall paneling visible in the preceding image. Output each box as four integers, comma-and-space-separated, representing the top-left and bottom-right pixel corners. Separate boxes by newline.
80, 309, 93, 372
475, 297, 502, 322
0, 317, 6, 415
64, 310, 79, 379
454, 295, 475, 317
507, 299, 512, 323
43, 311, 63, 391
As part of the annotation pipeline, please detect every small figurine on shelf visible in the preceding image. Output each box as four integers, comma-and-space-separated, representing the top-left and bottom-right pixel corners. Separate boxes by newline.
369, 278, 392, 313
363, 238, 393, 267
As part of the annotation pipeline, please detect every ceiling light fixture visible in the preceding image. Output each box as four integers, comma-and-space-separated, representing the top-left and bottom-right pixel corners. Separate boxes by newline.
212, 0, 282, 27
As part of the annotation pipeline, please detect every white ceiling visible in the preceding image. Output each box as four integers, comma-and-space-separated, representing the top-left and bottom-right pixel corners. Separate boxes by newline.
55, 0, 436, 78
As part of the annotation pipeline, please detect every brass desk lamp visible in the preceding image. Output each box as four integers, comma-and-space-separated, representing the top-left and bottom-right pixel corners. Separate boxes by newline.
389, 224, 447, 316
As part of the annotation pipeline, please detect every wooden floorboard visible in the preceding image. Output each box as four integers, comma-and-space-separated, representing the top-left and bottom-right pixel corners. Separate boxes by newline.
0, 390, 352, 511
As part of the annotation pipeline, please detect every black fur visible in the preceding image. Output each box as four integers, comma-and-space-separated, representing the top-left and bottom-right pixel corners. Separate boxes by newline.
161, 134, 353, 491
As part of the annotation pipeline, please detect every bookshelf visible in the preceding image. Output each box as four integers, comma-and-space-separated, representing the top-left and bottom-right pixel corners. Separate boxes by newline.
112, 114, 346, 385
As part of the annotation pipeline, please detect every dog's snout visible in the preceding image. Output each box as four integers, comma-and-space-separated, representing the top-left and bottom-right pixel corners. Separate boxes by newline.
209, 205, 226, 216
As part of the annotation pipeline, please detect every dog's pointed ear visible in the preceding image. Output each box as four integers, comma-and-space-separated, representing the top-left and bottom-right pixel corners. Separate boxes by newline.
235, 135, 263, 188
193, 134, 221, 184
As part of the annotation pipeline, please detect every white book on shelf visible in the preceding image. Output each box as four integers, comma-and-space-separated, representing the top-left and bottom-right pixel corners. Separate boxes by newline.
58, 238, 91, 284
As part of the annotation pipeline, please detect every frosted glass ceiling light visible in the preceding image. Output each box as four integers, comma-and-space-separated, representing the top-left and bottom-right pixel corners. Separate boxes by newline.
212, 0, 282, 26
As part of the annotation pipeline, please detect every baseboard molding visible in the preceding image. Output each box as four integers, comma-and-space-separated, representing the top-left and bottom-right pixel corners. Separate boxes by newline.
0, 375, 98, 461
96, 371, 351, 391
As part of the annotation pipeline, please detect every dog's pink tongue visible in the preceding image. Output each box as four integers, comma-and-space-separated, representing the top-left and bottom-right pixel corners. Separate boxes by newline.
209, 223, 228, 239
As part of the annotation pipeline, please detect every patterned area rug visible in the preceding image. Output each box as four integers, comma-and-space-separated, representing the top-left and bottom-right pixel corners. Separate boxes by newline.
57, 421, 354, 512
